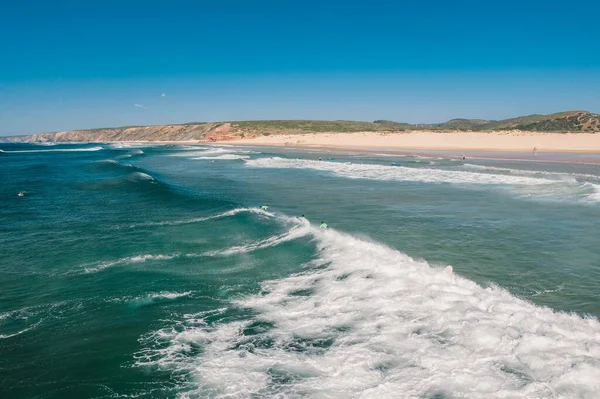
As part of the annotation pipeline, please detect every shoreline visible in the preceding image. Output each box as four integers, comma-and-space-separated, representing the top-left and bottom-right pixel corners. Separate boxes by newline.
216, 131, 600, 154
4, 133, 600, 165
213, 131, 600, 165
227, 143, 600, 166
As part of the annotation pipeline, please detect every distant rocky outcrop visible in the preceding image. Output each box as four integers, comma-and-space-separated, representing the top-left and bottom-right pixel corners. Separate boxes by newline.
2, 111, 598, 143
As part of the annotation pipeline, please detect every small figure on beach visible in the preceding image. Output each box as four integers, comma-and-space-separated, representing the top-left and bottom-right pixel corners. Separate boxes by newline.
462, 154, 466, 160
260, 205, 269, 211
319, 221, 328, 229
533, 147, 538, 155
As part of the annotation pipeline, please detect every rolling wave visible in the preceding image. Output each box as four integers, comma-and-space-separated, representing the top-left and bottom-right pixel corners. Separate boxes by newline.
205, 222, 311, 256
463, 163, 600, 182
80, 159, 168, 193
0, 146, 104, 153
246, 157, 551, 185
171, 146, 259, 160
192, 154, 250, 161
0, 301, 80, 340
246, 157, 600, 202
111, 291, 194, 307
0, 307, 44, 339
126, 207, 272, 228
135, 218, 600, 398
80, 254, 180, 274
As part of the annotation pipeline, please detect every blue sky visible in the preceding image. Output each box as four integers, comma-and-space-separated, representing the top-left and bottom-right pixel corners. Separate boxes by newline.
1, 0, 599, 135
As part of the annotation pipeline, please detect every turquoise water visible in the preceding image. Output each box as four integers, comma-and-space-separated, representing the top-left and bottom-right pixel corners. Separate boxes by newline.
1, 143, 600, 398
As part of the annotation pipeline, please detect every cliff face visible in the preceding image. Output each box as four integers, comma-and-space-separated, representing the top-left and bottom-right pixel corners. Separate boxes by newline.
1, 122, 253, 143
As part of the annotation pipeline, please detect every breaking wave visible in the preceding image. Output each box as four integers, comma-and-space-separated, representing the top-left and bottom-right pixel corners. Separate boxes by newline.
135, 220, 600, 397
111, 291, 195, 307
246, 157, 600, 202
80, 254, 180, 274
171, 146, 259, 160
462, 163, 600, 182
126, 207, 272, 228
0, 146, 104, 153
205, 222, 311, 256
192, 154, 250, 161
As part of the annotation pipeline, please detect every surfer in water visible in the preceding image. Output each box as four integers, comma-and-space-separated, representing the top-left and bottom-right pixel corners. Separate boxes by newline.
319, 221, 328, 229
260, 205, 269, 211
17, 191, 25, 197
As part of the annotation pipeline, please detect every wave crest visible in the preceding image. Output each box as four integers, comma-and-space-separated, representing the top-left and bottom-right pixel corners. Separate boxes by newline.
136, 220, 600, 397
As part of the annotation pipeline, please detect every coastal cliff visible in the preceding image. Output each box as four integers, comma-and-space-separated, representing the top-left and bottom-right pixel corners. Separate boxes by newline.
1, 123, 244, 143
2, 111, 598, 143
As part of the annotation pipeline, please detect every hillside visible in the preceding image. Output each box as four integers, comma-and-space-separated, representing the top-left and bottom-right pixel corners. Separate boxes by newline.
436, 111, 600, 132
2, 111, 598, 143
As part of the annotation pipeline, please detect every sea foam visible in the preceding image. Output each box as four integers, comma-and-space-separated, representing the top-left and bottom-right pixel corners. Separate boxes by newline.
126, 207, 272, 228
135, 220, 600, 397
246, 157, 600, 202
0, 146, 104, 153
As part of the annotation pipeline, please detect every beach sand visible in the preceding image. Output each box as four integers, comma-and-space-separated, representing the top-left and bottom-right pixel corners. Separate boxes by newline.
218, 131, 600, 154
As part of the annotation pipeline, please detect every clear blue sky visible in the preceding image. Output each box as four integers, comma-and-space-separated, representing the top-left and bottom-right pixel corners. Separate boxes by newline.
1, 0, 599, 135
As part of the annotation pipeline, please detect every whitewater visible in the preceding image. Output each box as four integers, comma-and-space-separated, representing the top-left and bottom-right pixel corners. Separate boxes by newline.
137, 218, 600, 398
1, 142, 599, 398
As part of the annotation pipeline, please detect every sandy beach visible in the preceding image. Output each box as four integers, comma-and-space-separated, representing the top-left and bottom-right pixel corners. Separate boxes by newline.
218, 131, 600, 154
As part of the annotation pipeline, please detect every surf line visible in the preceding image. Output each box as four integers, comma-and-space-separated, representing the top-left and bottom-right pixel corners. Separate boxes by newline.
121, 207, 274, 229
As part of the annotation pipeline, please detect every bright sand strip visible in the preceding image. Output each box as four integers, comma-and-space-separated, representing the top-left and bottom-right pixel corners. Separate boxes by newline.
219, 131, 600, 153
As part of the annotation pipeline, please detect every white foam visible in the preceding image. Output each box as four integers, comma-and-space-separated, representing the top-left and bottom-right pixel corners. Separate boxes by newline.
192, 154, 250, 161
246, 157, 600, 202
206, 221, 311, 256
0, 307, 44, 340
246, 157, 550, 185
110, 143, 156, 149
136, 223, 600, 398
179, 145, 206, 150
126, 207, 271, 228
130, 172, 155, 182
463, 163, 600, 182
146, 291, 193, 300
82, 253, 179, 274
112, 291, 194, 305
171, 147, 258, 159
1, 146, 104, 153
0, 321, 43, 339
170, 148, 231, 157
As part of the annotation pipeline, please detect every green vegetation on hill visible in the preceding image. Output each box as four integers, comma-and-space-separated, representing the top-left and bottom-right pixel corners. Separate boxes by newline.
231, 120, 411, 133
1, 111, 598, 143
435, 111, 600, 132
229, 112, 600, 133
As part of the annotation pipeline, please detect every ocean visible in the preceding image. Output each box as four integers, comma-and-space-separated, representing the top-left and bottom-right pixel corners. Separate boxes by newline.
1, 142, 599, 398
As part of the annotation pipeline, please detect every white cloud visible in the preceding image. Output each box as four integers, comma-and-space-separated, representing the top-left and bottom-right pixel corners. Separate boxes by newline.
161, 93, 167, 98
134, 104, 145, 108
